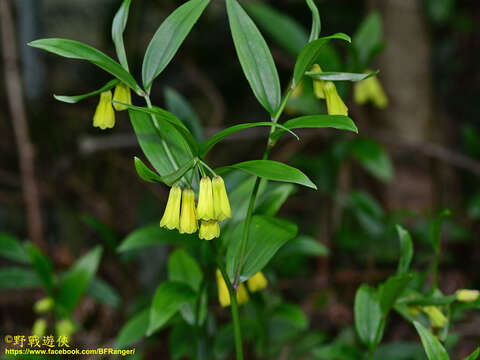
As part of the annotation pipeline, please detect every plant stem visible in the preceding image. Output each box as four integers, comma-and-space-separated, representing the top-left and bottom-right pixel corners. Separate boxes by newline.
198, 159, 217, 177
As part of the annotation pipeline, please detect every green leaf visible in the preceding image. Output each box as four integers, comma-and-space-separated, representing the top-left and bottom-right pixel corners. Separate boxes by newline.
117, 224, 192, 253
245, 2, 308, 56
0, 267, 41, 290
413, 321, 450, 360
292, 33, 351, 88
87, 277, 121, 308
167, 248, 203, 292
26, 243, 54, 294
378, 274, 413, 315
165, 87, 204, 142
255, 182, 295, 216
81, 215, 118, 250
270, 115, 357, 142
200, 122, 298, 157
271, 303, 308, 330
112, 0, 131, 71
134, 156, 195, 186
226, 0, 281, 115
350, 138, 394, 183
0, 233, 29, 264
116, 308, 150, 348
353, 12, 383, 65
147, 281, 196, 336
129, 110, 194, 180
126, 105, 198, 155
464, 348, 480, 360
56, 246, 103, 314
28, 39, 140, 93
276, 235, 329, 258
53, 79, 119, 104
216, 160, 317, 189
429, 209, 450, 251
396, 225, 413, 275
354, 284, 383, 348
305, 70, 379, 82
227, 215, 297, 281
142, 0, 210, 90
306, 0, 321, 42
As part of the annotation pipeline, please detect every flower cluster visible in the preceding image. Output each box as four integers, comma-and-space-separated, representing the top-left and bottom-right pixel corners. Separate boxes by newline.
93, 82, 132, 130
216, 270, 268, 307
160, 176, 231, 240
311, 64, 348, 116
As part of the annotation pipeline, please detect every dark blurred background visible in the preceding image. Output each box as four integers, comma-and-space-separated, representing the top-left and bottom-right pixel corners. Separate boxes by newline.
1, 0, 480, 358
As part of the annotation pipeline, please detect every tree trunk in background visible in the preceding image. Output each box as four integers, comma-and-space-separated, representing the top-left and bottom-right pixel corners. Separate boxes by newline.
368, 0, 435, 211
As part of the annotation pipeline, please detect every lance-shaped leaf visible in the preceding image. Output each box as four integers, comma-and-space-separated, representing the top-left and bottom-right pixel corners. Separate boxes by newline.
396, 225, 413, 275
54, 79, 119, 104
0, 233, 29, 264
28, 39, 141, 93
413, 321, 450, 360
26, 243, 54, 295
270, 115, 357, 142
305, 70, 379, 82
292, 33, 351, 88
142, 0, 210, 90
216, 160, 317, 189
226, 0, 281, 116
306, 0, 321, 42
200, 122, 298, 157
134, 157, 195, 186
0, 268, 41, 290
116, 308, 149, 348
354, 284, 384, 348
112, 0, 132, 70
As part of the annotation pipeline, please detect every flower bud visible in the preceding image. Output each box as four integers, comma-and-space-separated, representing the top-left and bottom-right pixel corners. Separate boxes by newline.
34, 297, 54, 314
32, 318, 47, 338
160, 186, 182, 230
179, 189, 198, 234
456, 289, 480, 303
247, 272, 268, 293
212, 176, 231, 221
197, 177, 215, 220
93, 90, 115, 129
324, 81, 348, 116
55, 318, 75, 338
422, 306, 447, 328
112, 82, 132, 111
199, 220, 220, 240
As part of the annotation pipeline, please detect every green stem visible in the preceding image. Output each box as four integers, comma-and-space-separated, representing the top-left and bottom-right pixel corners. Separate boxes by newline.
198, 159, 217, 177
432, 245, 440, 290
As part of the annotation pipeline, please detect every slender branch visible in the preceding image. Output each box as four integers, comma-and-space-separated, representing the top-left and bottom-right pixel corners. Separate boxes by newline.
0, 0, 45, 248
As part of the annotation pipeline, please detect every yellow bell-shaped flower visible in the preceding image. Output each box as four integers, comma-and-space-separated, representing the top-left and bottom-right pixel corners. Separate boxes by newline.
197, 177, 215, 220
456, 289, 479, 303
324, 81, 348, 116
216, 269, 249, 307
199, 220, 220, 240
112, 82, 132, 111
311, 64, 325, 99
179, 188, 198, 234
212, 176, 231, 221
55, 318, 75, 338
32, 318, 47, 338
247, 272, 268, 292
93, 90, 115, 129
422, 306, 447, 328
354, 72, 388, 108
160, 186, 182, 230
34, 297, 54, 314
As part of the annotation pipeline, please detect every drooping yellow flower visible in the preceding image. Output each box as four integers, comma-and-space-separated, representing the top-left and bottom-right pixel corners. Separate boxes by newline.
160, 186, 182, 230
216, 269, 249, 307
55, 318, 75, 338
112, 82, 132, 111
422, 306, 447, 328
32, 318, 47, 338
197, 177, 215, 220
199, 220, 220, 240
456, 289, 480, 303
34, 297, 54, 314
93, 90, 115, 129
311, 64, 325, 99
212, 176, 231, 221
179, 188, 198, 234
247, 272, 268, 293
354, 72, 388, 108
323, 81, 348, 116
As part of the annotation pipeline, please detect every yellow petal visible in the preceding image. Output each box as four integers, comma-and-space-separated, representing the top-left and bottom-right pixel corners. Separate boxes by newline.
160, 186, 182, 230
197, 177, 215, 220
112, 82, 132, 111
422, 306, 447, 328
456, 289, 479, 303
199, 220, 220, 240
93, 90, 115, 129
324, 81, 348, 116
236, 283, 249, 305
247, 272, 268, 292
179, 188, 198, 234
216, 269, 231, 307
212, 176, 231, 221
311, 64, 325, 99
